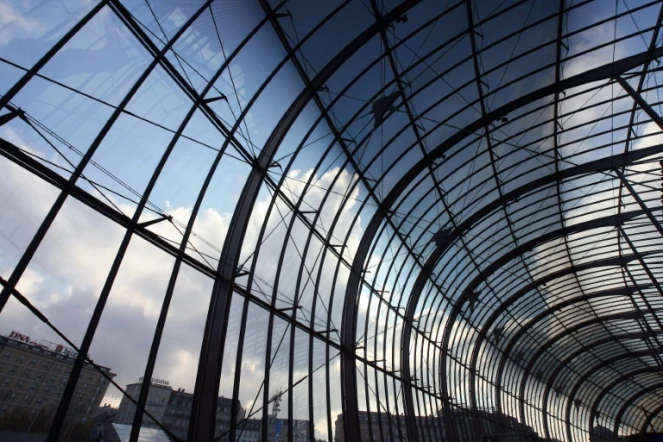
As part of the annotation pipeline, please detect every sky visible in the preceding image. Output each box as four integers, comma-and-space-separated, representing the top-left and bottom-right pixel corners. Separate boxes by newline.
1, 0, 663, 441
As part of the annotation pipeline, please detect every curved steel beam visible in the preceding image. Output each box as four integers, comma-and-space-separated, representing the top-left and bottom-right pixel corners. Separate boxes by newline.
457, 211, 648, 313
537, 331, 663, 439
401, 138, 663, 442
401, 139, 663, 416
18, 2, 225, 438
466, 210, 644, 400
642, 402, 663, 433
590, 367, 662, 436
614, 382, 663, 436
396, 61, 663, 442
491, 253, 647, 391
466, 311, 655, 441
112, 4, 281, 440
496, 284, 652, 396
492, 281, 655, 440
5, 5, 663, 442
565, 352, 663, 441
181, 1, 424, 441
446, 303, 651, 442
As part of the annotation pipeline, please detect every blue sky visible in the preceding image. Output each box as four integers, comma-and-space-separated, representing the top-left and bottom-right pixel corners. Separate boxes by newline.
1, 0, 663, 440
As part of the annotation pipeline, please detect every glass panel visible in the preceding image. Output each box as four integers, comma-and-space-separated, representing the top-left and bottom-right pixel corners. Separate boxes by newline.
3, 2, 663, 441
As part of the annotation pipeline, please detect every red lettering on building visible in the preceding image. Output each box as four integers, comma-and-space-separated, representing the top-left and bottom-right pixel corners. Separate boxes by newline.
9, 331, 30, 343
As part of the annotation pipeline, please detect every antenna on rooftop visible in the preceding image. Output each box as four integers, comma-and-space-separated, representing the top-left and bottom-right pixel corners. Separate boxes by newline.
270, 390, 283, 417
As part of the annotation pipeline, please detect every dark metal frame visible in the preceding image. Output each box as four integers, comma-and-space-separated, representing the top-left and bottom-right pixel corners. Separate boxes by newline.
3, 1, 663, 441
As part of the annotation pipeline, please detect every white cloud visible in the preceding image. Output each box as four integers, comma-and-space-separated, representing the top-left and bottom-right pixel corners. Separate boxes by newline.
0, 147, 366, 439
0, 3, 42, 46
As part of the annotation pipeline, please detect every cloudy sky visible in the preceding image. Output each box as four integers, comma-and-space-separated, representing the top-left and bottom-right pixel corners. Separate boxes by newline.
1, 0, 663, 441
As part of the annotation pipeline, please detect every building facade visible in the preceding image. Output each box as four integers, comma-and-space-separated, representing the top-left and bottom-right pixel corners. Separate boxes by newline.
266, 416, 312, 442
236, 418, 261, 442
114, 381, 172, 429
335, 411, 445, 442
334, 409, 545, 442
115, 380, 245, 440
0, 331, 114, 436
446, 409, 539, 442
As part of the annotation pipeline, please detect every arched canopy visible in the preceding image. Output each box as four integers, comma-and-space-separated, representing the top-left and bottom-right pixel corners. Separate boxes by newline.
1, 1, 663, 441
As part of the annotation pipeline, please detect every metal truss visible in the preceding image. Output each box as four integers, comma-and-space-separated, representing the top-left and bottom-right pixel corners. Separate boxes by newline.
2, 1, 663, 442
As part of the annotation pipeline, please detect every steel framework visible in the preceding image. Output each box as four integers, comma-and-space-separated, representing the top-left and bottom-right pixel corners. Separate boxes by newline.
1, 1, 663, 441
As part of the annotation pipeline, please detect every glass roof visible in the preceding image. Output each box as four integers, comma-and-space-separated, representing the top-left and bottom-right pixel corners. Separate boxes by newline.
1, 0, 663, 441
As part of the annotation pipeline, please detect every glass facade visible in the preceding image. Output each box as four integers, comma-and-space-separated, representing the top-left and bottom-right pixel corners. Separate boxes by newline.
1, 1, 663, 441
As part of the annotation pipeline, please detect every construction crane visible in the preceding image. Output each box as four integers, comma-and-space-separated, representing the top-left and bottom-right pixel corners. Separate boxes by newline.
270, 390, 283, 417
